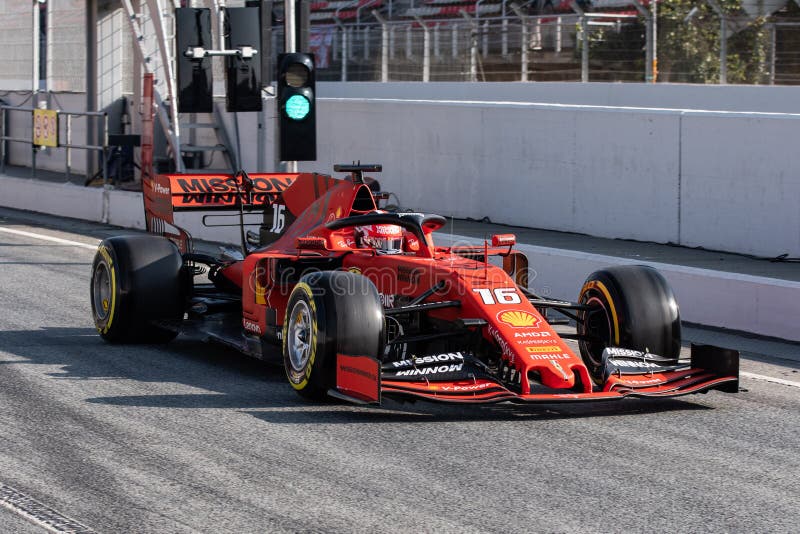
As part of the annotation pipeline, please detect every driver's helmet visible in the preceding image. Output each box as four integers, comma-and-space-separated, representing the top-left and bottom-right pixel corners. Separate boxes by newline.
355, 220, 404, 255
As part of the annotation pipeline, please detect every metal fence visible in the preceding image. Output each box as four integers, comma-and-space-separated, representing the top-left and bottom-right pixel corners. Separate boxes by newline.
0, 104, 109, 183
265, 10, 800, 85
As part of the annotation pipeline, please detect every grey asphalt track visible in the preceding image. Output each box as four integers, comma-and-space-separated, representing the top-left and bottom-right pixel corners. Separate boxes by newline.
1, 209, 799, 533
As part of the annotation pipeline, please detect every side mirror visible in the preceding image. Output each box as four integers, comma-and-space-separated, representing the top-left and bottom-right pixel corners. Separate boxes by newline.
491, 234, 516, 247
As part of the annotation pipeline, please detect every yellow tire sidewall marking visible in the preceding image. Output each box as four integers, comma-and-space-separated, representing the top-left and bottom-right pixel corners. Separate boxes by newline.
580, 280, 619, 346
97, 245, 117, 334
284, 282, 318, 391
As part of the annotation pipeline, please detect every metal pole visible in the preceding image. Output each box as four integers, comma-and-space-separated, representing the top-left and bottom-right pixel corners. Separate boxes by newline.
720, 16, 727, 84
364, 26, 370, 60
571, 2, 588, 82
405, 24, 412, 59
0, 108, 5, 174
556, 16, 562, 53
334, 19, 347, 81
652, 0, 658, 81
707, 0, 726, 84
482, 21, 488, 57
102, 113, 108, 184
413, 15, 430, 82
434, 22, 440, 59
460, 11, 478, 82
769, 23, 776, 85
33, 0, 40, 95
632, 1, 653, 82
502, 18, 508, 57
451, 24, 457, 59
66, 114, 72, 182
284, 0, 296, 53
373, 10, 389, 82
86, 0, 97, 182
510, 3, 528, 81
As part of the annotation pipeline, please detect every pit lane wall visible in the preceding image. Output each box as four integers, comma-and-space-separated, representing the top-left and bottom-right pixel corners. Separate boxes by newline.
306, 83, 800, 259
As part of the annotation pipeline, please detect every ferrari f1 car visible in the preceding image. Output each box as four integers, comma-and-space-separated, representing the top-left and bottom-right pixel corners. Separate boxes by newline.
89, 164, 739, 404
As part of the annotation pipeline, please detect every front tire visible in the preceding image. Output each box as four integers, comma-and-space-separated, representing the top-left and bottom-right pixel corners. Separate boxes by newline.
283, 271, 385, 400
90, 235, 186, 343
577, 265, 681, 381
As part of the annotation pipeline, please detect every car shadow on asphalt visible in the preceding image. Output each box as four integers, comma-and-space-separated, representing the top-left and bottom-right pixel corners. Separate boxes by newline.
0, 326, 716, 421
241, 396, 713, 424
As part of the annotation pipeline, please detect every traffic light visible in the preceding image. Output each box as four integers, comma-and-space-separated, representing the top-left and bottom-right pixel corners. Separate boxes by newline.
176, 8, 213, 113
225, 6, 262, 112
278, 53, 316, 161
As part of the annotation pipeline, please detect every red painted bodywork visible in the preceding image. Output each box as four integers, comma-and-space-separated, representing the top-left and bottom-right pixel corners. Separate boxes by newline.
143, 171, 738, 404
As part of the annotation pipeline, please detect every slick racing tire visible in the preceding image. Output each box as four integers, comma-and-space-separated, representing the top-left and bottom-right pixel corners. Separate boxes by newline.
283, 271, 385, 400
576, 265, 681, 381
90, 235, 186, 343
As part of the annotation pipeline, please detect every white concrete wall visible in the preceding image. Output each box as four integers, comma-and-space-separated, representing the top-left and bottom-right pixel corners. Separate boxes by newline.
3, 83, 798, 257
297, 96, 800, 258
319, 81, 800, 113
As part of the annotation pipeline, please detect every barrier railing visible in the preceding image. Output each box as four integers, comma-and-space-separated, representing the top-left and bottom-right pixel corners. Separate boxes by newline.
0, 104, 108, 183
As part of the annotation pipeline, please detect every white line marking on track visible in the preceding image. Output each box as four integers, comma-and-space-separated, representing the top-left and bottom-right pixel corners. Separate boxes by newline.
0, 227, 98, 250
741, 371, 800, 389
0, 482, 95, 533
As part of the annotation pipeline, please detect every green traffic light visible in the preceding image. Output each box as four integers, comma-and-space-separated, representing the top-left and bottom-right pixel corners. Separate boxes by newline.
285, 94, 310, 121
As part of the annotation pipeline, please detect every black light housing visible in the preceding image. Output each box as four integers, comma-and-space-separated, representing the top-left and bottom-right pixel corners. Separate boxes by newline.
278, 52, 316, 161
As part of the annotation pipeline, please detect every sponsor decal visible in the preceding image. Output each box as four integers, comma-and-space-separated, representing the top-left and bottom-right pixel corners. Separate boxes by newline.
606, 347, 645, 358
396, 364, 463, 376
439, 382, 493, 392
526, 345, 561, 353
391, 352, 464, 368
619, 376, 663, 385
177, 192, 279, 206
513, 331, 552, 339
336, 238, 356, 248
174, 175, 293, 194
608, 359, 662, 369
379, 293, 395, 308
551, 360, 569, 381
397, 266, 423, 284
339, 364, 378, 382
243, 318, 262, 335
487, 326, 515, 363
516, 338, 556, 346
497, 310, 540, 328
347, 266, 362, 275
337, 354, 380, 403
528, 353, 571, 361
151, 181, 170, 196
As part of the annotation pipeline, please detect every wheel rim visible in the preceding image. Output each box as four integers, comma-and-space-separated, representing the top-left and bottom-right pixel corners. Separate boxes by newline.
92, 262, 112, 322
578, 294, 612, 370
287, 300, 313, 372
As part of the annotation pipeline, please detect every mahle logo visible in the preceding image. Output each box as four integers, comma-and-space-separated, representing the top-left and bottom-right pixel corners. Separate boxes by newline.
526, 345, 561, 353
497, 310, 540, 328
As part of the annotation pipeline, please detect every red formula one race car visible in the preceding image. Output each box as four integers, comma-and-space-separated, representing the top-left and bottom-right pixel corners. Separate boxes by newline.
89, 164, 739, 404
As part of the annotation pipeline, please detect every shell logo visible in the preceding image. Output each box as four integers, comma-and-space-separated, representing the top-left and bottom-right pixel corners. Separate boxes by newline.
496, 310, 540, 328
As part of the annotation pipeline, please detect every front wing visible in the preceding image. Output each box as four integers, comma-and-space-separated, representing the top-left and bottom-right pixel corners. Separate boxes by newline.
334, 344, 739, 405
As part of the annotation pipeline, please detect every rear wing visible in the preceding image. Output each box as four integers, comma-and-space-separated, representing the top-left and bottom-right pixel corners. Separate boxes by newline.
142, 171, 339, 253
143, 172, 305, 219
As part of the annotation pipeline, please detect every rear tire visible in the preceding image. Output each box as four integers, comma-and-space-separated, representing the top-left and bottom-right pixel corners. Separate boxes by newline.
283, 271, 385, 400
90, 235, 186, 343
577, 265, 681, 381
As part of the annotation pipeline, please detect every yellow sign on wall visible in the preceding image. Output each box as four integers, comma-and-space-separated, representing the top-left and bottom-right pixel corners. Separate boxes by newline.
32, 109, 58, 147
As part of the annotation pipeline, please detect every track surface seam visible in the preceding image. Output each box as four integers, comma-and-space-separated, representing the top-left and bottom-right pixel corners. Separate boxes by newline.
0, 483, 95, 534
